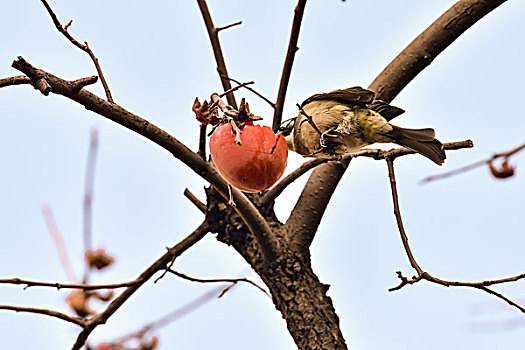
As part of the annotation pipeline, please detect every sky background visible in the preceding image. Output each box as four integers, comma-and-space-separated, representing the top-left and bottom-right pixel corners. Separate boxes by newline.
1, 0, 524, 349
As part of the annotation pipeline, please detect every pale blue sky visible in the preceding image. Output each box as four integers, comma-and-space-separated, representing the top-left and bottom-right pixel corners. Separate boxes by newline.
1, 1, 524, 349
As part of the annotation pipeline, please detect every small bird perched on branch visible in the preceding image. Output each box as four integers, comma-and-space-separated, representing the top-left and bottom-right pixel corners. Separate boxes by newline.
278, 87, 446, 165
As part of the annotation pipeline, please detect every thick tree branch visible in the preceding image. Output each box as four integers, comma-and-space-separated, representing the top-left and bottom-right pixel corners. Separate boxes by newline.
272, 0, 307, 131
286, 0, 505, 252
11, 56, 279, 263
196, 0, 238, 109
0, 305, 85, 327
72, 221, 210, 350
39, 0, 114, 102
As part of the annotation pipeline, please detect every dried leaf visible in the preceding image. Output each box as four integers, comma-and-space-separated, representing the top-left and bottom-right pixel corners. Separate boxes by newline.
85, 248, 115, 270
489, 158, 515, 179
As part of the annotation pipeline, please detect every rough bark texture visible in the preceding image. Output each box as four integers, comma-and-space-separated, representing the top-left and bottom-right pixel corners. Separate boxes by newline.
206, 189, 347, 349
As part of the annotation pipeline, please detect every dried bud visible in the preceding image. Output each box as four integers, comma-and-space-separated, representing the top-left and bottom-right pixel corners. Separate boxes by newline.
139, 336, 159, 350
66, 290, 95, 317
85, 248, 115, 270
489, 158, 515, 179
192, 98, 221, 125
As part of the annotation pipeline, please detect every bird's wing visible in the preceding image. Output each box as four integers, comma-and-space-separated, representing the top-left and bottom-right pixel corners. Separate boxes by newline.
368, 100, 405, 121
301, 86, 375, 107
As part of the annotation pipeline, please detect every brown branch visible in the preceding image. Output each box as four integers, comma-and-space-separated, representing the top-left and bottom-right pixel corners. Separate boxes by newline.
261, 158, 326, 205
41, 205, 77, 282
197, 124, 207, 160
196, 0, 238, 109
12, 56, 279, 263
71, 221, 210, 349
168, 269, 270, 297
272, 0, 308, 131
218, 81, 254, 98
0, 305, 85, 327
0, 75, 31, 88
39, 0, 114, 102
0, 278, 141, 290
286, 0, 505, 252
82, 129, 99, 283
222, 75, 276, 108
421, 141, 525, 183
183, 188, 206, 213
387, 158, 525, 313
216, 20, 242, 33
385, 158, 424, 275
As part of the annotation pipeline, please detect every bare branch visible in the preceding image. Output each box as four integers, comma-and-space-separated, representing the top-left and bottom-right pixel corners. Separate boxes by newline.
196, 0, 238, 109
0, 278, 141, 291
387, 158, 525, 314
39, 0, 114, 102
70, 76, 98, 92
0, 75, 31, 88
71, 221, 210, 349
12, 56, 279, 263
216, 20, 242, 33
222, 75, 276, 108
0, 305, 85, 327
197, 124, 207, 160
168, 269, 270, 297
272, 0, 308, 131
421, 141, 525, 183
218, 81, 254, 98
183, 188, 206, 214
385, 158, 424, 275
261, 158, 326, 205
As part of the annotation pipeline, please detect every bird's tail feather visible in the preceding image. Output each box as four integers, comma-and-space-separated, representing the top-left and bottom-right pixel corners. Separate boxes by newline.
391, 126, 446, 165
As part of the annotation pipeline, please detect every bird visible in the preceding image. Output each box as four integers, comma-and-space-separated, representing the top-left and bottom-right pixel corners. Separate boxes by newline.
278, 87, 446, 165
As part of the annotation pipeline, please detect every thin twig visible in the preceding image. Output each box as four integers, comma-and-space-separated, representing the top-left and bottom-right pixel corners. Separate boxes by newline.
385, 158, 424, 275
261, 158, 326, 205
0, 278, 141, 290
0, 305, 85, 327
196, 0, 237, 109
82, 129, 99, 284
71, 221, 210, 349
41, 205, 77, 282
168, 269, 270, 297
216, 20, 242, 33
222, 76, 276, 108
386, 157, 525, 314
183, 188, 206, 214
421, 141, 525, 184
272, 0, 308, 131
0, 75, 31, 88
39, 0, 114, 102
218, 81, 254, 98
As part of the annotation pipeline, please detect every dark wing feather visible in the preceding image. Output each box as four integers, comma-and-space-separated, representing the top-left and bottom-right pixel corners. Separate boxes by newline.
301, 87, 375, 107
368, 100, 405, 121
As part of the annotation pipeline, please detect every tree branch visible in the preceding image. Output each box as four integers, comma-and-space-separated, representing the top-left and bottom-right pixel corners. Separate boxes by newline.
272, 0, 308, 131
11, 56, 279, 263
0, 305, 85, 327
183, 188, 206, 214
39, 0, 114, 102
286, 0, 505, 253
196, 0, 238, 109
387, 158, 525, 314
222, 75, 276, 108
71, 221, 210, 349
0, 75, 31, 88
168, 269, 269, 297
0, 278, 140, 291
